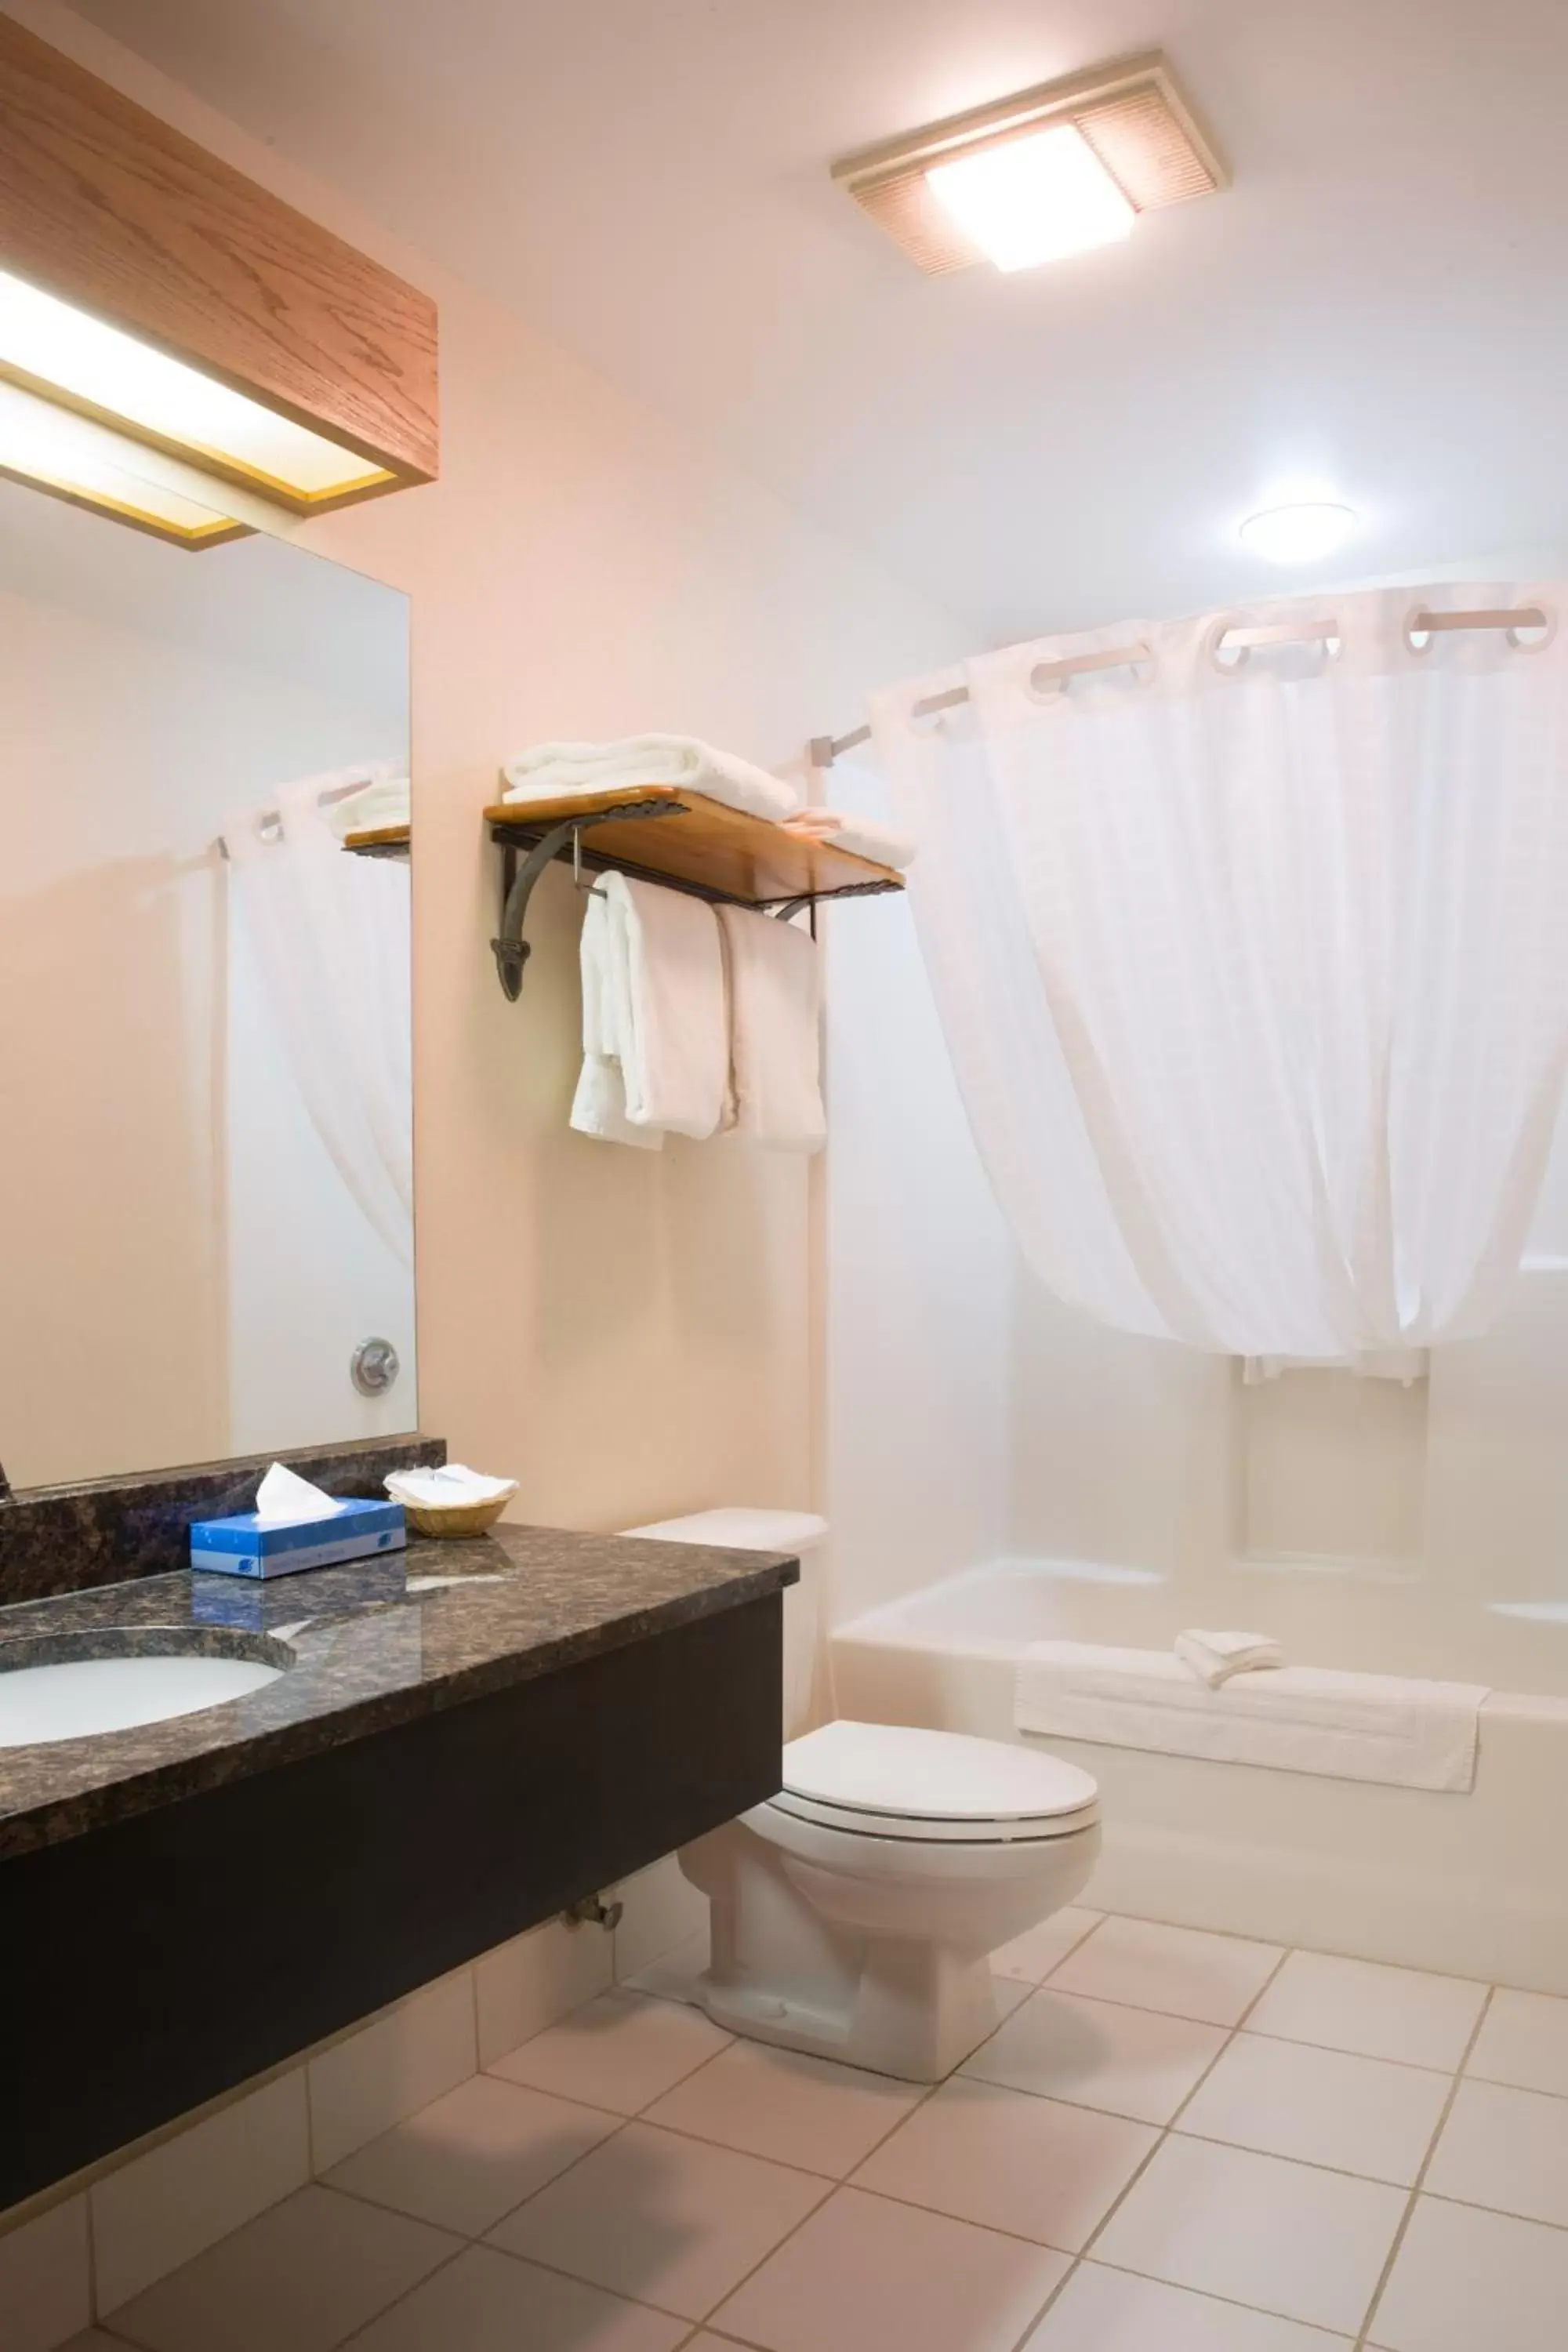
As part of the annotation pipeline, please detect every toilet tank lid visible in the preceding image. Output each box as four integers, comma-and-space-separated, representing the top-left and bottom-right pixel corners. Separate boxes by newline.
782, 1721, 1098, 1823
622, 1508, 828, 1554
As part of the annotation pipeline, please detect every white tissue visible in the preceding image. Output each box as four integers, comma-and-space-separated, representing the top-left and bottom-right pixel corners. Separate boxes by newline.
383, 1465, 517, 1508
254, 1462, 344, 1524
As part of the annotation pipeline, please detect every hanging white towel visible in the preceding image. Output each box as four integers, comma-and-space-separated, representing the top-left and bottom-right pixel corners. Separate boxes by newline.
780, 811, 918, 869
717, 906, 826, 1153
570, 873, 728, 1146
1176, 1629, 1285, 1688
1014, 1640, 1489, 1793
502, 735, 796, 825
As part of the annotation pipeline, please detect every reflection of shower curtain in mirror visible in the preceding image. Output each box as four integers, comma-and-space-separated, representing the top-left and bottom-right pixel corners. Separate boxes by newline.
223, 777, 413, 1268
870, 586, 1568, 1363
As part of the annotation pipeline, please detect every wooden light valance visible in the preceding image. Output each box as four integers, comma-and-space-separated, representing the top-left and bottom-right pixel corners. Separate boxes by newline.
0, 16, 437, 546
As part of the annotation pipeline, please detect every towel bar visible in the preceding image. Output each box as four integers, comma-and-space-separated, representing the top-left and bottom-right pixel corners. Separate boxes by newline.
485, 787, 904, 999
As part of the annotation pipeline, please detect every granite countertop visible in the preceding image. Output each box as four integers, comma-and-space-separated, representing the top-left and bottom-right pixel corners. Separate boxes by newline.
0, 1524, 797, 1860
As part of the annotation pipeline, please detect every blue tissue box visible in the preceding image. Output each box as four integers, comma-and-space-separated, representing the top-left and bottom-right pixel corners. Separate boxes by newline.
191, 1497, 406, 1579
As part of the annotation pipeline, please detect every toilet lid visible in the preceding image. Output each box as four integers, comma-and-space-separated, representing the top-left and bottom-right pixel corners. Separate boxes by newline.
771, 1721, 1098, 1842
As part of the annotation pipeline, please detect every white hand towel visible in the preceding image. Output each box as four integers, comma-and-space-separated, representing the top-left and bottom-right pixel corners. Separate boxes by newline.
570, 873, 728, 1145
780, 811, 917, 869
717, 905, 826, 1153
572, 881, 661, 1149
502, 735, 796, 825
1176, 1629, 1285, 1688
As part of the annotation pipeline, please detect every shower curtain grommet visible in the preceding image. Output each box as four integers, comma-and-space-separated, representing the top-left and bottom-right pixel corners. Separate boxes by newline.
1204, 615, 1251, 673
1508, 604, 1556, 652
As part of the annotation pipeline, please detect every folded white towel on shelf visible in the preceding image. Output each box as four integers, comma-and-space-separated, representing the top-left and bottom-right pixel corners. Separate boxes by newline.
717, 904, 826, 1154
328, 773, 410, 838
1014, 1639, 1489, 1793
780, 810, 917, 869
501, 735, 797, 825
1176, 1628, 1285, 1688
571, 873, 728, 1148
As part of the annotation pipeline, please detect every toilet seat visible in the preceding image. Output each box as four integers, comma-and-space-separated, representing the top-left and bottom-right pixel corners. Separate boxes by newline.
766, 1720, 1099, 1846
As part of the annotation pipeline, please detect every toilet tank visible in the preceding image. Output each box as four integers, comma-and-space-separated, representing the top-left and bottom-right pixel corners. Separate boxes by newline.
621, 1508, 829, 1734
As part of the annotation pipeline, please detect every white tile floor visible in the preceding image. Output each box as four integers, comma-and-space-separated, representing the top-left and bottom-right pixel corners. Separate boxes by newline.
71, 1911, 1568, 2351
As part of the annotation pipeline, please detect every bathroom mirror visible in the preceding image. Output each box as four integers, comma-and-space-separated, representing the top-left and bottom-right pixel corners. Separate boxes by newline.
0, 479, 414, 1490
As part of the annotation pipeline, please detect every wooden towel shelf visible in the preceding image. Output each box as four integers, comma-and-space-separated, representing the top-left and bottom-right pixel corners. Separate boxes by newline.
483, 784, 905, 1000
342, 823, 412, 859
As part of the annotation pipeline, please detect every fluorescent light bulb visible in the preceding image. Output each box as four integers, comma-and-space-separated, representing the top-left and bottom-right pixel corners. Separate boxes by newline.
0, 270, 387, 503
925, 124, 1135, 272
1240, 502, 1359, 563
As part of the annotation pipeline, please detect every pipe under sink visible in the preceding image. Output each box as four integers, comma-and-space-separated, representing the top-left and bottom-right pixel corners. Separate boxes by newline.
0, 1627, 293, 1746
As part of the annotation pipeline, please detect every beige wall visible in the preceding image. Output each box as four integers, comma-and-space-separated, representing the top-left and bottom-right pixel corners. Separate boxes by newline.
2, 2, 968, 1527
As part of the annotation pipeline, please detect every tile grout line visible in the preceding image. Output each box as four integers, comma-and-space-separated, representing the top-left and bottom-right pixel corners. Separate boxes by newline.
555, 1938, 1110, 2351
332, 2229, 474, 2352
426, 1926, 1301, 2349
165, 1933, 1534, 2352
1352, 1982, 1498, 2352
655, 1912, 1207, 2352
994, 1931, 1297, 2350
1011, 1936, 1301, 2347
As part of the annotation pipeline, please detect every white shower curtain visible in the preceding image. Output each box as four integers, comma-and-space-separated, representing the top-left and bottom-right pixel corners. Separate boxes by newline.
869, 586, 1568, 1361
223, 775, 413, 1269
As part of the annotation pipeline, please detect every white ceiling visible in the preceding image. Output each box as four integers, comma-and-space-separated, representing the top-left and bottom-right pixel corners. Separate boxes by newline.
60, 0, 1568, 644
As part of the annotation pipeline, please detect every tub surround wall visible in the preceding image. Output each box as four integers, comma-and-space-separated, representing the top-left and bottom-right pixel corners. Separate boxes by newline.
822, 761, 1012, 1632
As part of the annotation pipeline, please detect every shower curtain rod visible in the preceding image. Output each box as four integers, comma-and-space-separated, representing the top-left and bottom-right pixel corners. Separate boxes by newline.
809, 604, 1548, 768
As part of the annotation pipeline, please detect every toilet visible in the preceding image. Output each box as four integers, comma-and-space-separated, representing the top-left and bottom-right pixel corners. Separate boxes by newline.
623, 1510, 1102, 2082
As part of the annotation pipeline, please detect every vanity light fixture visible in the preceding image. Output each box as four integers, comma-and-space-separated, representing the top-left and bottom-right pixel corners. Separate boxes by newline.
832, 49, 1225, 276
0, 18, 437, 547
1240, 502, 1359, 564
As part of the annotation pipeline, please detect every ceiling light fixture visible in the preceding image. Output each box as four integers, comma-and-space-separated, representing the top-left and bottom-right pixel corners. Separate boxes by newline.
832, 49, 1225, 277
926, 125, 1134, 272
1240, 502, 1359, 564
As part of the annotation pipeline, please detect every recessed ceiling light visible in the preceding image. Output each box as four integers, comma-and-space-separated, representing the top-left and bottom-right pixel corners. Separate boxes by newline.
926, 125, 1134, 272
831, 49, 1225, 276
1240, 502, 1359, 564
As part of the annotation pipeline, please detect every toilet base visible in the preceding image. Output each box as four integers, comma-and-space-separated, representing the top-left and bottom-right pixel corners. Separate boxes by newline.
700, 1936, 1000, 2082
680, 1806, 1100, 2083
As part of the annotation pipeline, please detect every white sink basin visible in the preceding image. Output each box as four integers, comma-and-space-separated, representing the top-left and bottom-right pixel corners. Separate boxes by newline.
0, 1640, 286, 1747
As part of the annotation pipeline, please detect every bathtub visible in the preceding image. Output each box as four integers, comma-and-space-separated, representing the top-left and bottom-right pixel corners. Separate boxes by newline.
830, 1559, 1568, 1994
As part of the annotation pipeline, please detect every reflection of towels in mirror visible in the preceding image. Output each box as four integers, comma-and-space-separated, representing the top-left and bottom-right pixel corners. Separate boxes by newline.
326, 770, 410, 838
